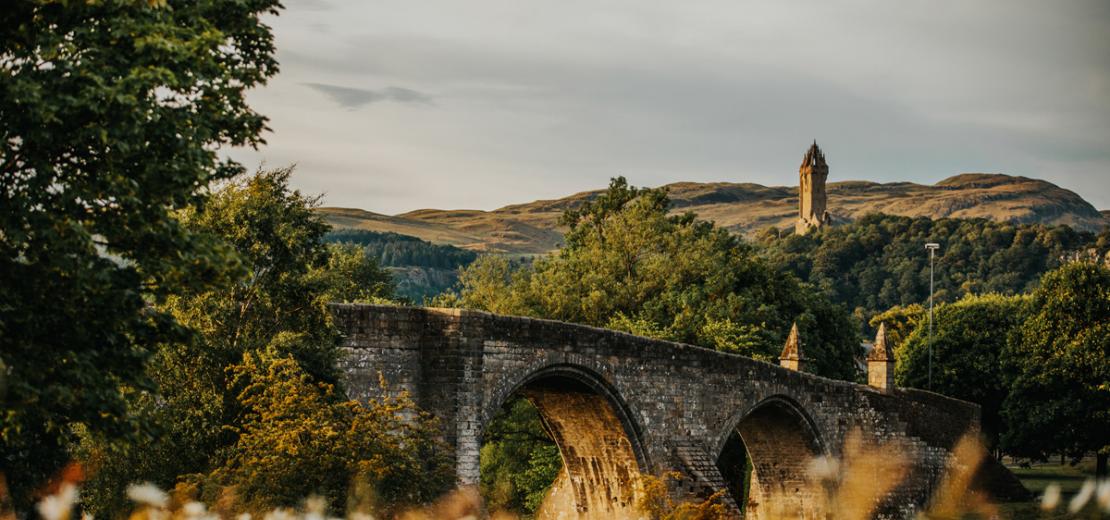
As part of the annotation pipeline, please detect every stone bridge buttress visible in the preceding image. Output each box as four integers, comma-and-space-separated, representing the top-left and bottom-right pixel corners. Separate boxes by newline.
333, 304, 981, 519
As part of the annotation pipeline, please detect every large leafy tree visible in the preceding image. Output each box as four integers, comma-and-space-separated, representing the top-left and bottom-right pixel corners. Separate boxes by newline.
0, 0, 279, 506
453, 177, 861, 380
895, 294, 1028, 452
1002, 262, 1110, 475
78, 170, 404, 517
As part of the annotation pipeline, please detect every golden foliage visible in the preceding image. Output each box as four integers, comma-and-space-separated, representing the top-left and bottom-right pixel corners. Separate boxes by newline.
637, 472, 732, 520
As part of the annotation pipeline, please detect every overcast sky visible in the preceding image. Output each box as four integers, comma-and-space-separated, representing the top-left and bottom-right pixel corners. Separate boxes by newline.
227, 0, 1110, 214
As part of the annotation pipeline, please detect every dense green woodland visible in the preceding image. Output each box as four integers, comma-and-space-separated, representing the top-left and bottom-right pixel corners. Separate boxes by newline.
757, 215, 1110, 330
323, 229, 479, 301
323, 229, 478, 270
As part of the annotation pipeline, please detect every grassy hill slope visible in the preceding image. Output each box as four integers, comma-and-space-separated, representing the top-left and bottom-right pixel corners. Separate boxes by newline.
319, 174, 1108, 253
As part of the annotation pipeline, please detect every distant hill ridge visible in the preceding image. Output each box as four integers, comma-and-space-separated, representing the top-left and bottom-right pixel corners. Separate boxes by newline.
318, 173, 1109, 254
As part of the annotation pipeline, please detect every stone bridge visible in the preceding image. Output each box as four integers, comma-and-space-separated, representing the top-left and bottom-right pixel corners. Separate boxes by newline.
333, 304, 982, 519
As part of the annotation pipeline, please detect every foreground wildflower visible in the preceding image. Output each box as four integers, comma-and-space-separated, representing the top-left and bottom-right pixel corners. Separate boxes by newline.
36, 483, 78, 520
126, 483, 169, 509
1069, 478, 1096, 513
1041, 483, 1062, 511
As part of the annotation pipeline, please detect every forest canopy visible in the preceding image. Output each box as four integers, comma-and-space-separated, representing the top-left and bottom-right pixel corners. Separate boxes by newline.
324, 229, 478, 270
757, 214, 1108, 330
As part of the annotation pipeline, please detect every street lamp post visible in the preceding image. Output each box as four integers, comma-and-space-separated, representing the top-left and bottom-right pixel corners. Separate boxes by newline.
925, 242, 940, 391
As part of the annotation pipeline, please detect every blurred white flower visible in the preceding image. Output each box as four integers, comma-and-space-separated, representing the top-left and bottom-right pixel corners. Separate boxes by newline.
183, 502, 207, 517
1069, 478, 1096, 513
1041, 483, 1062, 511
126, 483, 168, 508
305, 495, 327, 520
1098, 478, 1110, 512
36, 484, 78, 520
264, 508, 294, 520
236, 513, 252, 520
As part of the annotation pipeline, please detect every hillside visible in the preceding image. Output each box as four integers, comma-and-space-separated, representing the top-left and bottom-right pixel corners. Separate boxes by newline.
319, 174, 1109, 254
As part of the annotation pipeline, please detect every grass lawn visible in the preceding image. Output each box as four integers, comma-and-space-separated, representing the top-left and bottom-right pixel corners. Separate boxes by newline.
1010, 462, 1095, 497
995, 462, 1104, 519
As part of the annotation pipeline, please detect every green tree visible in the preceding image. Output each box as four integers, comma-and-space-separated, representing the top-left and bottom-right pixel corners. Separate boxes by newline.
78, 170, 404, 517
1002, 262, 1110, 475
315, 243, 396, 304
868, 304, 924, 354
454, 178, 861, 380
0, 0, 279, 507
896, 294, 1027, 451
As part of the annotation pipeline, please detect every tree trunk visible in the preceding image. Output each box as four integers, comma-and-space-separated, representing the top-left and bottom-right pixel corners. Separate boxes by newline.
1098, 452, 1108, 478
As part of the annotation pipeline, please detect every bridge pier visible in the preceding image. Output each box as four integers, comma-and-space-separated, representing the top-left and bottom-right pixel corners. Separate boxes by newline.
334, 304, 984, 519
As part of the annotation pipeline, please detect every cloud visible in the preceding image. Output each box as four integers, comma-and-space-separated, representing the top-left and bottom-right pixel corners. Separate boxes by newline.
236, 0, 1110, 214
286, 0, 333, 11
302, 83, 433, 110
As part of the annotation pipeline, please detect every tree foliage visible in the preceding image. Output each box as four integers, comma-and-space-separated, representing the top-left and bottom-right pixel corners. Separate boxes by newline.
323, 229, 480, 302
324, 229, 478, 270
452, 178, 861, 380
895, 294, 1028, 450
0, 0, 279, 506
479, 398, 561, 516
78, 170, 421, 518
208, 352, 453, 515
868, 304, 924, 354
314, 243, 395, 304
1001, 262, 1110, 473
759, 215, 1098, 330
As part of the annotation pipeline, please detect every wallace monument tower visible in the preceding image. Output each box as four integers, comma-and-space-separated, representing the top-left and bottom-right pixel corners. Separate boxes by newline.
796, 141, 832, 235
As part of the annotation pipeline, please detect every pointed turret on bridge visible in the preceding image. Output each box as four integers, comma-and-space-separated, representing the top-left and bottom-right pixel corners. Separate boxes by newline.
868, 322, 896, 393
779, 322, 807, 372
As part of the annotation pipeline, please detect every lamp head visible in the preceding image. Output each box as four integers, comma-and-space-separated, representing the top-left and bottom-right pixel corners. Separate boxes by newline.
925, 243, 940, 251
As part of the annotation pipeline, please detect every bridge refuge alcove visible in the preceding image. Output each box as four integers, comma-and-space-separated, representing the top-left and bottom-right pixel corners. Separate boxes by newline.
333, 304, 985, 520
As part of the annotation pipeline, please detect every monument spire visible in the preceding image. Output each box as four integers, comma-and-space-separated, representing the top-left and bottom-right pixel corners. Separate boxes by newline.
796, 141, 831, 235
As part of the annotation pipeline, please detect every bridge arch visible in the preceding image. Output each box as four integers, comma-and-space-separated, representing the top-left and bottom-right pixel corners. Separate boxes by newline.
481, 363, 649, 518
334, 305, 989, 518
715, 395, 828, 519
